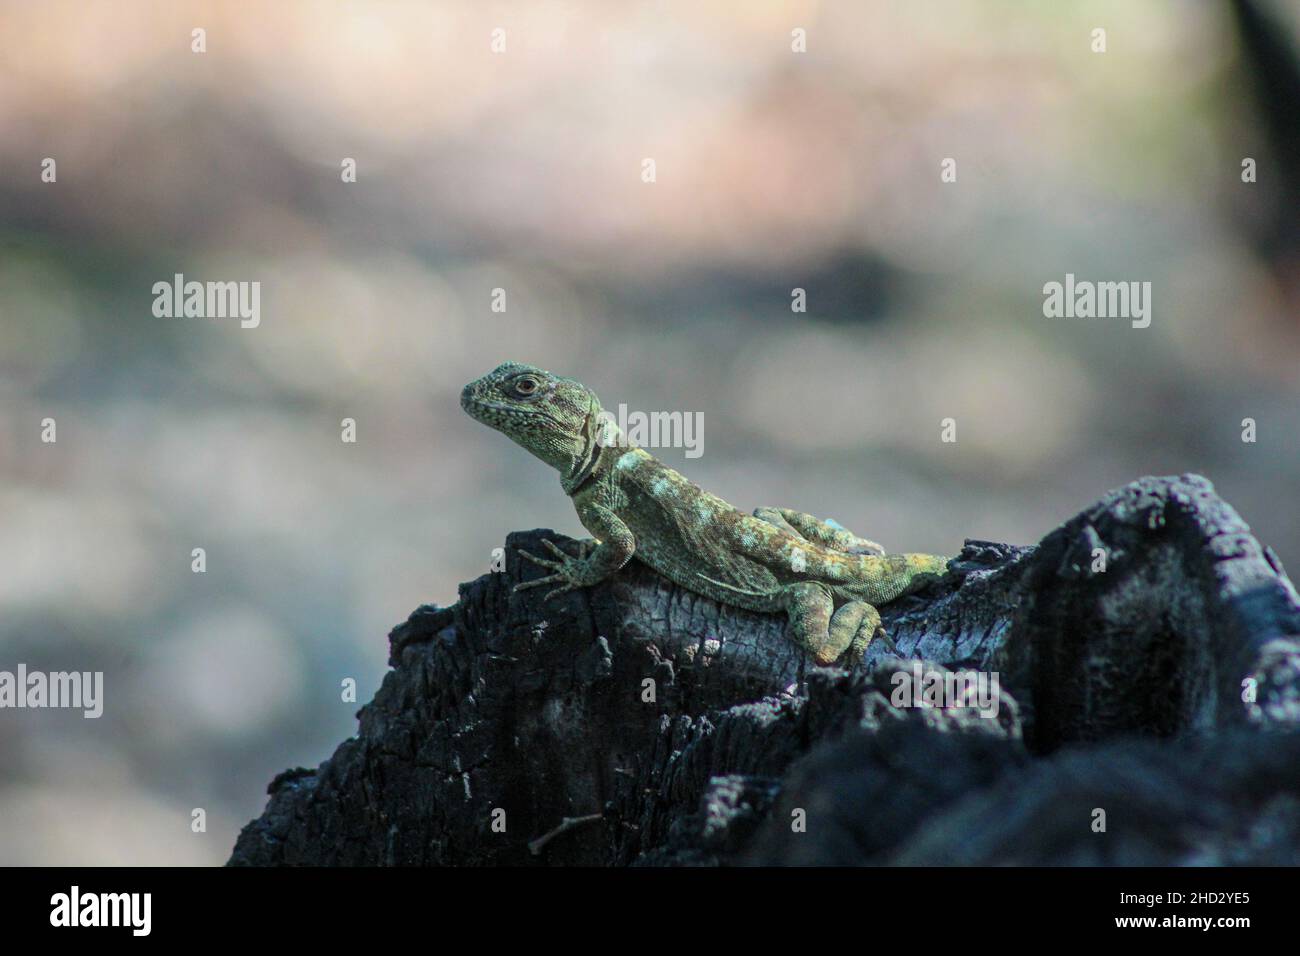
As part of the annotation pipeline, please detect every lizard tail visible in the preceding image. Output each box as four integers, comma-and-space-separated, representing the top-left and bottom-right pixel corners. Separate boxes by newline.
699, 555, 951, 604
902, 553, 952, 577
850, 552, 952, 604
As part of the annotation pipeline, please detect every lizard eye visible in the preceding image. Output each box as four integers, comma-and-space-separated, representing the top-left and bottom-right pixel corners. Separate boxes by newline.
513, 376, 539, 396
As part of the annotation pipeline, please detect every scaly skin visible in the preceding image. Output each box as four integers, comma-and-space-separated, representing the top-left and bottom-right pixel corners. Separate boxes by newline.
461, 362, 951, 665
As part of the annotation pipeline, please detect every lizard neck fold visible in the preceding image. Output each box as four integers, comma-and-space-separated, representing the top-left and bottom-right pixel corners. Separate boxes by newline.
561, 400, 616, 496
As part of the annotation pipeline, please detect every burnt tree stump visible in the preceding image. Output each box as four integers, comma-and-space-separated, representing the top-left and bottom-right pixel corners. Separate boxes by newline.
228, 474, 1300, 866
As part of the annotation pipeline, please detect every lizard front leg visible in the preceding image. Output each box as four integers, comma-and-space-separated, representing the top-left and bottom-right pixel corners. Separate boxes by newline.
514, 504, 635, 602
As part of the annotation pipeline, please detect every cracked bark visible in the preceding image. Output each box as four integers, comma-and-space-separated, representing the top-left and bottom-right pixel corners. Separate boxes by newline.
228, 474, 1300, 866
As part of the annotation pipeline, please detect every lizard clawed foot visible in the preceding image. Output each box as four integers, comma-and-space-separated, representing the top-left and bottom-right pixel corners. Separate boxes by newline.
847, 623, 898, 666
514, 539, 594, 602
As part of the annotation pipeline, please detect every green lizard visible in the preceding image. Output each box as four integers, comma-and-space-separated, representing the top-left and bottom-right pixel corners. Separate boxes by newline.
461, 362, 951, 665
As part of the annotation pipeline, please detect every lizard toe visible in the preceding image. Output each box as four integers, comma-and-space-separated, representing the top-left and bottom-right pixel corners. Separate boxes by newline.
517, 548, 563, 571
540, 539, 571, 560
543, 583, 579, 602
514, 572, 565, 592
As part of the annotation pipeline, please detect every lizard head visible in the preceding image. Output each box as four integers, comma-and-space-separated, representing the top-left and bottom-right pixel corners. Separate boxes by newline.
461, 362, 606, 479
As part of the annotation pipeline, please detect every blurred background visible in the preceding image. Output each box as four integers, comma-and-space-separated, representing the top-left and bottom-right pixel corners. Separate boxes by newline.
1, 0, 1298, 864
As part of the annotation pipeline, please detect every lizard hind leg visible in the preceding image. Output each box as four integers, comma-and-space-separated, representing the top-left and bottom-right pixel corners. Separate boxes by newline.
780, 582, 895, 667
833, 600, 895, 666
780, 582, 837, 665
783, 585, 891, 667
753, 507, 885, 556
